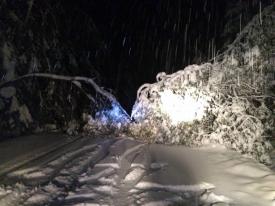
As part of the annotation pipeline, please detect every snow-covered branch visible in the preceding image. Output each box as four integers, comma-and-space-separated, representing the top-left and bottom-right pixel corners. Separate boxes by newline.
0, 73, 118, 104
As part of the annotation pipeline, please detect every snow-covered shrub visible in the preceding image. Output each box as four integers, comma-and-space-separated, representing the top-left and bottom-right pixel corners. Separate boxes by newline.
128, 4, 275, 164
129, 63, 273, 164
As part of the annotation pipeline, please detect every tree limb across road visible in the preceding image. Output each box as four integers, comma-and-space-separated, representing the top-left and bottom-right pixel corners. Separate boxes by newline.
0, 73, 118, 104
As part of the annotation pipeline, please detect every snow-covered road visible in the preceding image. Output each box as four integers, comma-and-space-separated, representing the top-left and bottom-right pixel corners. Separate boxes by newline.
0, 134, 275, 206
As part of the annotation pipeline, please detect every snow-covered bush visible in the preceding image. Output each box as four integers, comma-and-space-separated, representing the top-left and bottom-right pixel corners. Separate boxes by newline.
129, 64, 273, 164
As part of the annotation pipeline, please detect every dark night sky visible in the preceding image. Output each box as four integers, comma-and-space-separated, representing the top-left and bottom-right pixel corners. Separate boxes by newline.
80, 0, 271, 111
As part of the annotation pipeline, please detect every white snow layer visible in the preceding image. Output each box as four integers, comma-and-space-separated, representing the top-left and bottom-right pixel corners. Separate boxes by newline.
1, 139, 275, 206
173, 146, 275, 206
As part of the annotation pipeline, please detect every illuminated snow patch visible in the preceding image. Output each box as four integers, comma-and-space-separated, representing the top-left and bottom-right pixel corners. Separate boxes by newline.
131, 102, 146, 121
95, 102, 130, 125
159, 89, 209, 124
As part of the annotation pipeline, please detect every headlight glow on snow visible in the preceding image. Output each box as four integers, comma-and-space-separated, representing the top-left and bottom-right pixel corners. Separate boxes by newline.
96, 102, 130, 125
159, 89, 209, 124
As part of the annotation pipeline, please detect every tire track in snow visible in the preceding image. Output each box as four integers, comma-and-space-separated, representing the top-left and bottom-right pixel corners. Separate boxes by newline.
0, 137, 233, 206
0, 138, 115, 206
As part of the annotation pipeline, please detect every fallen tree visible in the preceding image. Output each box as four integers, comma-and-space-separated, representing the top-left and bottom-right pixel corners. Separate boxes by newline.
126, 4, 275, 164
0, 73, 118, 104
0, 73, 130, 136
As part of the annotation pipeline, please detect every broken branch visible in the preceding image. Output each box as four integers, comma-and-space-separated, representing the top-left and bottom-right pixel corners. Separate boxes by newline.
0, 73, 117, 104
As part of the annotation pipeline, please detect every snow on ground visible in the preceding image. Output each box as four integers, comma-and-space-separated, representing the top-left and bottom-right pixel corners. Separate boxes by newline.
150, 144, 275, 206
0, 134, 275, 206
